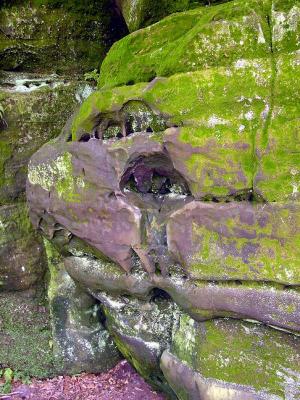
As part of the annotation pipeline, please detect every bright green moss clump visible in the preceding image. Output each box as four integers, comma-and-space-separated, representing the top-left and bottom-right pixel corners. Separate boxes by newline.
171, 315, 300, 398
99, 0, 272, 88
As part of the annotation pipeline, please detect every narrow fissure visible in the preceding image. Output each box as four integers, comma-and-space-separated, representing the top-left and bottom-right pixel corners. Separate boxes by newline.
251, 4, 278, 196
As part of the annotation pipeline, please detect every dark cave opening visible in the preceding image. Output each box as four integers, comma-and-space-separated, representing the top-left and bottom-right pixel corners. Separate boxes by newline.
120, 153, 191, 197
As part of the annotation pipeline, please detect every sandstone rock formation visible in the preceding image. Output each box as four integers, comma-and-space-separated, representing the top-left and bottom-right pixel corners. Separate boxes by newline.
0, 0, 127, 377
0, 0, 299, 398
26, 0, 300, 397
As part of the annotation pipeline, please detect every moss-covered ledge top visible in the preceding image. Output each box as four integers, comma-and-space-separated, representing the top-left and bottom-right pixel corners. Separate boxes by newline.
99, 0, 299, 88
64, 0, 299, 203
71, 54, 299, 201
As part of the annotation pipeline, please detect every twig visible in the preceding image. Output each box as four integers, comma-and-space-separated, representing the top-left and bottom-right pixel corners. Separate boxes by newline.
0, 390, 30, 399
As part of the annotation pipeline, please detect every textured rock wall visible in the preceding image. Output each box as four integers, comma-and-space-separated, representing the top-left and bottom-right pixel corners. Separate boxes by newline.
25, 0, 300, 397
0, 0, 128, 74
1, 0, 299, 397
0, 76, 95, 376
0, 1, 127, 378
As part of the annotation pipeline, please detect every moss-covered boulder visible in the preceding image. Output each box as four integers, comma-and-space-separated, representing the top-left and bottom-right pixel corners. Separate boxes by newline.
0, 1, 128, 74
100, 0, 272, 87
161, 315, 300, 400
0, 203, 45, 292
25, 0, 300, 396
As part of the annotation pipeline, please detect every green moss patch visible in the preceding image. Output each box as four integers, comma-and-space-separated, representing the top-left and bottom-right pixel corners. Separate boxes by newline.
171, 315, 300, 398
99, 0, 273, 88
0, 290, 54, 378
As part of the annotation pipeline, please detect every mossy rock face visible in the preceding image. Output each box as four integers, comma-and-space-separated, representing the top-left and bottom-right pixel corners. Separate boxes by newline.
95, 0, 300, 202
0, 203, 46, 292
25, 0, 300, 395
100, 0, 273, 88
0, 1, 128, 74
0, 289, 54, 378
162, 315, 300, 400
167, 201, 300, 285
116, 0, 231, 32
71, 58, 271, 201
0, 73, 94, 204
44, 240, 121, 375
255, 51, 300, 201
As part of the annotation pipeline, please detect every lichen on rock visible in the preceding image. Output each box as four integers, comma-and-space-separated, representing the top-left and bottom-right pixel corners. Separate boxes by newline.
20, 0, 300, 396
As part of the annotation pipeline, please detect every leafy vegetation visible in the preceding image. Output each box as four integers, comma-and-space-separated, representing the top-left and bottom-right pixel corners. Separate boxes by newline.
0, 368, 31, 394
84, 69, 100, 83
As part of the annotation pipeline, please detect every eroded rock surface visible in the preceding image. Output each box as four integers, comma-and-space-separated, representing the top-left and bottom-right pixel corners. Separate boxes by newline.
0, 0, 129, 378
0, 0, 127, 74
26, 0, 300, 397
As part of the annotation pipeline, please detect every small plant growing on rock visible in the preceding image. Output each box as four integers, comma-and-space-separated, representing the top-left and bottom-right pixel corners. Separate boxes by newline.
0, 368, 13, 394
84, 69, 100, 84
0, 368, 31, 395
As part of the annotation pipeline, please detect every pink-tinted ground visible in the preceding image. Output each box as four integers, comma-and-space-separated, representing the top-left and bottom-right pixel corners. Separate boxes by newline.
0, 361, 166, 400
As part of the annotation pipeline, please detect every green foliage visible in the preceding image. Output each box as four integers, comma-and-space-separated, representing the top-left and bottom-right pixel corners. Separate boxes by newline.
0, 368, 13, 394
0, 368, 31, 394
84, 69, 100, 83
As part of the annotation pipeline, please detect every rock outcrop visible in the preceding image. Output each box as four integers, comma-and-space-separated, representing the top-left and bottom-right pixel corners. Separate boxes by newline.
26, 0, 300, 397
0, 0, 127, 74
0, 0, 127, 377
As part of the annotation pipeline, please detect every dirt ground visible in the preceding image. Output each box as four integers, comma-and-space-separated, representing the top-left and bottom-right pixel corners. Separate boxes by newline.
0, 360, 167, 400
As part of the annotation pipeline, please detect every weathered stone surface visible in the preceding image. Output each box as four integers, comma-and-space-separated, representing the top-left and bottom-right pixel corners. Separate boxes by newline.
27, 142, 142, 271
0, 73, 94, 204
25, 0, 300, 395
64, 256, 300, 333
0, 1, 127, 74
167, 201, 300, 284
45, 240, 121, 374
99, 291, 176, 397
161, 316, 300, 400
0, 203, 45, 291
